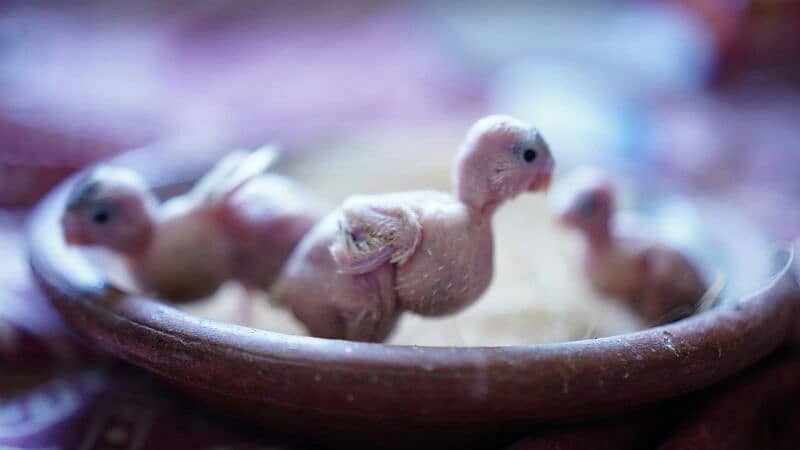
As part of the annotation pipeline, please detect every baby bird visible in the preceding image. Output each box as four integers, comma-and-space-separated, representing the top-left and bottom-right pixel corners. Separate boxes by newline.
271, 115, 556, 342
557, 169, 706, 325
61, 147, 323, 301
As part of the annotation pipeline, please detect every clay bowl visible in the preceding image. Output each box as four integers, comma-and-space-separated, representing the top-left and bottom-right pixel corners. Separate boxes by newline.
28, 174, 799, 448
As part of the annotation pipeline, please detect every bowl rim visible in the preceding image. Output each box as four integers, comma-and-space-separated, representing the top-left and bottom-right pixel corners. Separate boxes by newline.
27, 173, 800, 425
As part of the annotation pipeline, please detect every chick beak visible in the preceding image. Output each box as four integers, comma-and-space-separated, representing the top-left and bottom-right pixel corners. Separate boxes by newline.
529, 167, 554, 193
61, 216, 84, 245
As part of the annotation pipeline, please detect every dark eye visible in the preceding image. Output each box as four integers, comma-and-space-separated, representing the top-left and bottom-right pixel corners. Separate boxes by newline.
579, 197, 597, 216
523, 149, 537, 162
93, 210, 110, 225
88, 203, 115, 225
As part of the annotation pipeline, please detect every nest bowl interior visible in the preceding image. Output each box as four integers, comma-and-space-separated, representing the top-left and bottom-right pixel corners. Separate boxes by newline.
27, 163, 799, 448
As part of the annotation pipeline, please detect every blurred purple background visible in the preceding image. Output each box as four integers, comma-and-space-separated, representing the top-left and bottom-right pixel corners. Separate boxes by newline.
1, 0, 798, 237
1, 1, 800, 448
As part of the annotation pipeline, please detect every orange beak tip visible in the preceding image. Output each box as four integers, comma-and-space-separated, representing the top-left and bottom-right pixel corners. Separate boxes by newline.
530, 172, 554, 193
64, 233, 80, 245
62, 225, 84, 245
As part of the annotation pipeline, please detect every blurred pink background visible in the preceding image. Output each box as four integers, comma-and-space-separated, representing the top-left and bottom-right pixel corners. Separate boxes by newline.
2, 0, 798, 237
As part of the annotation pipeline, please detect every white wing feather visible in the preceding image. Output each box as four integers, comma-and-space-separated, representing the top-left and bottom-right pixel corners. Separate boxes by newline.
190, 145, 279, 207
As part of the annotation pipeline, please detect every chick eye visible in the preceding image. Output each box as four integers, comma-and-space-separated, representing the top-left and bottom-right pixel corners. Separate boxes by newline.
88, 204, 115, 225
93, 210, 110, 225
579, 197, 597, 216
523, 149, 537, 163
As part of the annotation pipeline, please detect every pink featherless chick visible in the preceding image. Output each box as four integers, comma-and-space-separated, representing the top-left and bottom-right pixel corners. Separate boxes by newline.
557, 169, 707, 325
61, 147, 324, 301
271, 115, 556, 342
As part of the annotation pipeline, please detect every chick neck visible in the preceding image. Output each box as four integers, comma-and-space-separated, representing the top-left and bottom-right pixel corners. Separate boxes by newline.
453, 154, 509, 221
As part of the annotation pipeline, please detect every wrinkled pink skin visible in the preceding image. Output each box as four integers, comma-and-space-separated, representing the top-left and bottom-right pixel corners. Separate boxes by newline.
61, 169, 321, 301
272, 213, 399, 341
272, 115, 556, 342
559, 179, 706, 325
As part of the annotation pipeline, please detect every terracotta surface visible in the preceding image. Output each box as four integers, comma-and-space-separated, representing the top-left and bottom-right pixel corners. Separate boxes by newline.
27, 175, 800, 447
